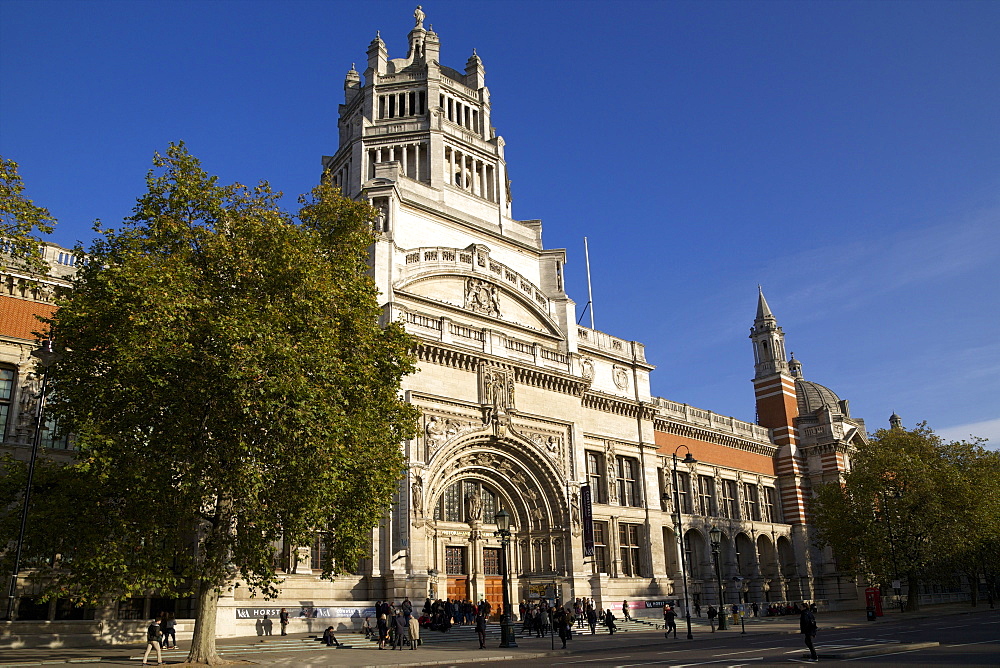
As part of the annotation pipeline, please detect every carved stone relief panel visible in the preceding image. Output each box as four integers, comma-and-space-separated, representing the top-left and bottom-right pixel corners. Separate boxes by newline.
423, 413, 478, 454
479, 363, 515, 413
580, 357, 595, 381
612, 365, 629, 390
464, 277, 501, 318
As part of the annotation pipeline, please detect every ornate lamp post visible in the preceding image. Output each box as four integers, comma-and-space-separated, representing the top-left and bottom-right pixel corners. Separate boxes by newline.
5, 339, 60, 621
494, 508, 517, 648
671, 445, 696, 640
709, 526, 728, 631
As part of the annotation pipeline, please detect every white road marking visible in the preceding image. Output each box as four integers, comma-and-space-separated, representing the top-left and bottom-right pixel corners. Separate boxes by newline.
843, 648, 924, 661
945, 639, 1000, 647
558, 657, 634, 664
711, 648, 782, 656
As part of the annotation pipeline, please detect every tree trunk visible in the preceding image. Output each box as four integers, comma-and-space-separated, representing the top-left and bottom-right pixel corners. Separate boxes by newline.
905, 573, 920, 612
970, 572, 979, 607
186, 582, 226, 665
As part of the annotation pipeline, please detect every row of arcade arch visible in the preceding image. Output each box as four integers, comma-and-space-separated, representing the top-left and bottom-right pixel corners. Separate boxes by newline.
662, 526, 805, 605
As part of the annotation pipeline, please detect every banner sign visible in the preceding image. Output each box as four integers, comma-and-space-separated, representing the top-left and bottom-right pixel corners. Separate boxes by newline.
235, 606, 375, 620
581, 484, 595, 558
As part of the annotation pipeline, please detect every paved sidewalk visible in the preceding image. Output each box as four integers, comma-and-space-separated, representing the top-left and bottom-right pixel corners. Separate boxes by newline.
0, 602, 990, 667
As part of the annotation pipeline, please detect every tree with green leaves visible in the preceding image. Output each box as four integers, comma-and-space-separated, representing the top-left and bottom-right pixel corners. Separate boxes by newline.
25, 143, 418, 664
1, 156, 57, 272
811, 422, 993, 611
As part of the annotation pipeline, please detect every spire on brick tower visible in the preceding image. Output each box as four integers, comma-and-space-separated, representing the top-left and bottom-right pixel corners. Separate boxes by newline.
750, 287, 788, 379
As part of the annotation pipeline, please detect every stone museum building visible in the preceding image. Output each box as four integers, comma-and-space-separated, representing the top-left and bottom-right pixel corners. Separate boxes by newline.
2, 9, 880, 639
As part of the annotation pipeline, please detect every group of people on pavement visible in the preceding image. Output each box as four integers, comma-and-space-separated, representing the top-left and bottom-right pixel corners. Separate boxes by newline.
141, 612, 176, 665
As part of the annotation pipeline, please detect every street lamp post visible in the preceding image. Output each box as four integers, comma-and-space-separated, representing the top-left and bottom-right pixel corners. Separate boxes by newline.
494, 508, 517, 648
709, 526, 728, 631
671, 446, 696, 640
5, 340, 60, 622
883, 489, 905, 614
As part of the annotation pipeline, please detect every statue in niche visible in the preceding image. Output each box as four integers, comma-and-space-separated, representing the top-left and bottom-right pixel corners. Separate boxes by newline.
570, 494, 582, 537
374, 203, 388, 232
411, 476, 424, 518
15, 373, 42, 441
465, 491, 482, 522
606, 450, 619, 502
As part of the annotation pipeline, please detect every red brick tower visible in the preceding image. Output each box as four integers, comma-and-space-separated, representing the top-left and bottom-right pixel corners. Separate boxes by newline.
750, 289, 808, 525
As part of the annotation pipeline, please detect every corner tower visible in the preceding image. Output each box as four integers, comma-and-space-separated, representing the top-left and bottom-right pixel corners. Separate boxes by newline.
750, 289, 807, 526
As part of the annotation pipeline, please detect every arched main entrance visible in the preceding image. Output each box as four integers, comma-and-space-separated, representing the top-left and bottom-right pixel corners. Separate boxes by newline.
417, 432, 570, 607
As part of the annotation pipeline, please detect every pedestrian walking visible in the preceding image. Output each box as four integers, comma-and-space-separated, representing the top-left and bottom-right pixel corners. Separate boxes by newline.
141, 617, 163, 665
279, 607, 289, 636
622, 599, 632, 621
604, 609, 617, 635
475, 610, 487, 648
663, 605, 678, 638
694, 602, 701, 617
587, 604, 598, 635
707, 604, 717, 632
556, 607, 572, 648
160, 612, 177, 649
800, 603, 818, 662
751, 601, 759, 617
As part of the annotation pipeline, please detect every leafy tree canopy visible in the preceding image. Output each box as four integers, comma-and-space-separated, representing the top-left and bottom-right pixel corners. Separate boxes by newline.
0, 156, 57, 273
10, 144, 418, 663
810, 422, 996, 611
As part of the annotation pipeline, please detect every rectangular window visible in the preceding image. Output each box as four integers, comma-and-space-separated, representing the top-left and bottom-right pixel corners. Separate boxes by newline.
593, 521, 609, 574
742, 483, 761, 522
762, 486, 780, 523
483, 548, 501, 576
617, 456, 641, 507
311, 533, 331, 572
0, 368, 14, 440
719, 479, 738, 519
445, 546, 466, 575
698, 475, 716, 516
619, 523, 642, 577
675, 471, 693, 514
586, 451, 606, 504
443, 483, 462, 522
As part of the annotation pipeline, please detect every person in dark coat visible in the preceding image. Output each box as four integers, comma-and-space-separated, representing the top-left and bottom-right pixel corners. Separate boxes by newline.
376, 612, 389, 649
586, 604, 598, 635
604, 609, 617, 635
556, 607, 572, 649
800, 604, 818, 661
279, 608, 289, 636
475, 610, 488, 648
322, 625, 340, 647
663, 605, 678, 638
141, 617, 162, 665
393, 612, 408, 650
707, 604, 718, 632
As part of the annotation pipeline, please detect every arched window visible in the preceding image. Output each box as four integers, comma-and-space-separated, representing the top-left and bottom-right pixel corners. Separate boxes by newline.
434, 480, 498, 523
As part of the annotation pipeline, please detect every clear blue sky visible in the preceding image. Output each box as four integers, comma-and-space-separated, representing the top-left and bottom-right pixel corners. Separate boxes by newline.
2, 0, 998, 446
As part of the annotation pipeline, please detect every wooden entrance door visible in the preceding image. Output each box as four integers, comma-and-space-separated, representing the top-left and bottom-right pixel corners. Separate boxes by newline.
445, 545, 468, 602
447, 577, 468, 601
484, 577, 503, 618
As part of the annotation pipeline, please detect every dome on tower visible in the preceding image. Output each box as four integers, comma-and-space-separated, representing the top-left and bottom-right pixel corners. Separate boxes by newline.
795, 378, 842, 414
